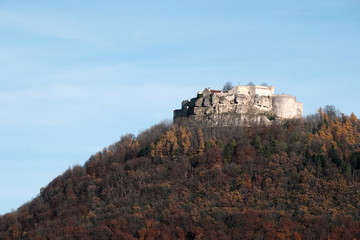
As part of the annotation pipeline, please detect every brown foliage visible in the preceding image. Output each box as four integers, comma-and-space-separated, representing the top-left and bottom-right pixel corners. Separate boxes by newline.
1, 112, 360, 239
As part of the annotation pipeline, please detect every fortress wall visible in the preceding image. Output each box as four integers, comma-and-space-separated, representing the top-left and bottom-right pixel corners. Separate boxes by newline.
174, 109, 186, 118
249, 86, 257, 95
229, 85, 274, 96
255, 86, 274, 96
229, 86, 256, 95
229, 86, 245, 95
296, 102, 303, 116
272, 95, 302, 119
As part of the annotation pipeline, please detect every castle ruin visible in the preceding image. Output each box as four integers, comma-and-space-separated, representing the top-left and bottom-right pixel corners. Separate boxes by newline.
174, 85, 303, 126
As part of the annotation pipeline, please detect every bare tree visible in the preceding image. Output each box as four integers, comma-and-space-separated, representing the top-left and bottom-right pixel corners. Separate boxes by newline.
222, 82, 234, 92
324, 105, 341, 121
247, 82, 255, 86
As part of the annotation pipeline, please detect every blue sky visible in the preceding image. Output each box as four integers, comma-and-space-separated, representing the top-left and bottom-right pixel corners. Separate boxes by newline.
0, 0, 359, 214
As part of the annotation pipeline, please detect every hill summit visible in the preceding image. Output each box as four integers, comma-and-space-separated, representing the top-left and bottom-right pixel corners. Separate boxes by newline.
1, 105, 360, 239
174, 85, 302, 126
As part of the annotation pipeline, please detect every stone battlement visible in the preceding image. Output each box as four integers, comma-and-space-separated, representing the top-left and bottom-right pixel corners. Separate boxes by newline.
174, 85, 302, 127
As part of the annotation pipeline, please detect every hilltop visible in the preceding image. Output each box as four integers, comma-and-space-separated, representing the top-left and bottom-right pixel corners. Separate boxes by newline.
1, 107, 360, 239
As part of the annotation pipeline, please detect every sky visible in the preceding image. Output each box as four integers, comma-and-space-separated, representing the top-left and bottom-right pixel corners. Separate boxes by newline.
0, 0, 359, 214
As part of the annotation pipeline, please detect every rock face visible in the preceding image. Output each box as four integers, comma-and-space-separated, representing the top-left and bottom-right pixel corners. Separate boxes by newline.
174, 85, 303, 127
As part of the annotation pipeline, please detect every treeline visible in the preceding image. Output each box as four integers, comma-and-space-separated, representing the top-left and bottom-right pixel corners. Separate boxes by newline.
1, 107, 360, 239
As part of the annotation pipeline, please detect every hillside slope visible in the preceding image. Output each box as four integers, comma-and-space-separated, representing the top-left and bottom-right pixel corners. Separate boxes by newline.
1, 109, 360, 239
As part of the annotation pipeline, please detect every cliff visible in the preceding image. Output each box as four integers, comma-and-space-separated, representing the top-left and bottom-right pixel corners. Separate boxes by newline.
174, 85, 303, 126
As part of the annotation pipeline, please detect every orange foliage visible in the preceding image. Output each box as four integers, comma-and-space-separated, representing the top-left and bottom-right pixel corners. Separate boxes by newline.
1, 111, 360, 239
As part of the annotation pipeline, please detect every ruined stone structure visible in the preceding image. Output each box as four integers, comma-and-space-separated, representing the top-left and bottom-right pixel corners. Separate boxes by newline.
174, 85, 303, 126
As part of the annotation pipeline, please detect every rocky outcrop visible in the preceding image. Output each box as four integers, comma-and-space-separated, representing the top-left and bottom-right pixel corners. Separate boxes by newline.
174, 85, 302, 127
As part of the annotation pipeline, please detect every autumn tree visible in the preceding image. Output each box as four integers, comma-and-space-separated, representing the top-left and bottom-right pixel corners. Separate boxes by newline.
2, 107, 360, 239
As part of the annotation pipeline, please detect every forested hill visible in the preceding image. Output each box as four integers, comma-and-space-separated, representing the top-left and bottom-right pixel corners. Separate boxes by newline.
1, 108, 360, 239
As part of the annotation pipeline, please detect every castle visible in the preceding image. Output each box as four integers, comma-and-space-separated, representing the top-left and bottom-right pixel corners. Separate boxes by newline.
174, 85, 303, 126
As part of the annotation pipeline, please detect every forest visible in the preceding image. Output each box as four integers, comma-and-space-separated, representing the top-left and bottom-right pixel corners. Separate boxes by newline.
1, 106, 360, 239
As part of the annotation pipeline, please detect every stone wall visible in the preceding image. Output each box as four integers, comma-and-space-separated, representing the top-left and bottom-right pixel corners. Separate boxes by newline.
228, 85, 274, 96
272, 95, 303, 119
